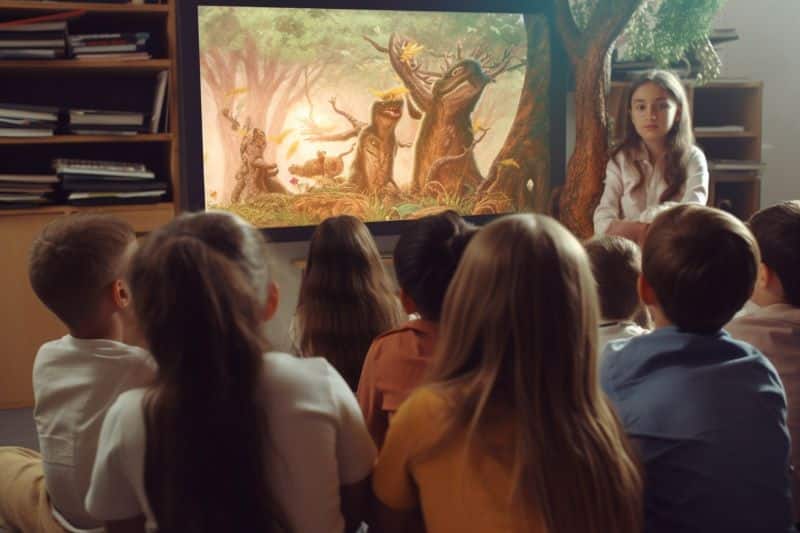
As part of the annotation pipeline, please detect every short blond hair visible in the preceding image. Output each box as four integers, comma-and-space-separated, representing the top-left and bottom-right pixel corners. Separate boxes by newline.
29, 214, 135, 330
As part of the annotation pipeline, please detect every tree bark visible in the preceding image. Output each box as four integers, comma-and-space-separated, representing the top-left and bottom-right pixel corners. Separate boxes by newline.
558, 47, 611, 237
552, 0, 644, 238
200, 49, 242, 200
480, 14, 550, 211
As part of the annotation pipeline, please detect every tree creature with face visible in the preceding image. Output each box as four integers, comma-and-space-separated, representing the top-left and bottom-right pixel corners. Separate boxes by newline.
231, 128, 287, 203
367, 33, 518, 196
306, 96, 406, 193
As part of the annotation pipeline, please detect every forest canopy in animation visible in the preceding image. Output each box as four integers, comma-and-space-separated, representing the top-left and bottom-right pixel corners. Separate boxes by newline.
199, 6, 551, 228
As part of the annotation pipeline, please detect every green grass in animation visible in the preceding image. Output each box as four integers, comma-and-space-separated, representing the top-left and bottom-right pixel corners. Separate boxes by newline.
208, 188, 480, 228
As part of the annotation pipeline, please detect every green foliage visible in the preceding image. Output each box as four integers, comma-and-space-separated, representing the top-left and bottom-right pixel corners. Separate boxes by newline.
198, 6, 526, 78
568, 0, 725, 81
624, 0, 724, 63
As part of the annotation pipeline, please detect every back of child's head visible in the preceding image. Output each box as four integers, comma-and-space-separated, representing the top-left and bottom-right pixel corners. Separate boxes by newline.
29, 214, 135, 331
393, 211, 476, 320
428, 214, 642, 533
748, 201, 800, 306
584, 236, 642, 322
129, 211, 285, 532
643, 204, 760, 333
298, 214, 402, 389
130, 211, 271, 371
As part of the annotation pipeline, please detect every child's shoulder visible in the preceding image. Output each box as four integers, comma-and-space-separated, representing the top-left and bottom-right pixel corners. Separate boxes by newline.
374, 319, 436, 342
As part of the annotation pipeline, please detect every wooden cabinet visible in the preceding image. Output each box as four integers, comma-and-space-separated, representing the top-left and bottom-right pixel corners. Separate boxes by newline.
0, 0, 179, 408
608, 80, 764, 220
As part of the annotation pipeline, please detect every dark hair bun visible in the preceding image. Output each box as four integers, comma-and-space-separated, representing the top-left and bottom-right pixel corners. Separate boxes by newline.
393, 211, 477, 320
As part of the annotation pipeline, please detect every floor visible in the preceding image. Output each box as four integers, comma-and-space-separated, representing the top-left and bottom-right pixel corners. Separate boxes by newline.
0, 408, 38, 450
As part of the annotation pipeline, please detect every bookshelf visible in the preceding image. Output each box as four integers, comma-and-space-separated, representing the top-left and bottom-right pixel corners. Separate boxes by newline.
608, 80, 763, 221
0, 0, 179, 408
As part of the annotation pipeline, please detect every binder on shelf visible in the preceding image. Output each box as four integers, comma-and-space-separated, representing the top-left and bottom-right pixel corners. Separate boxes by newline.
150, 71, 168, 133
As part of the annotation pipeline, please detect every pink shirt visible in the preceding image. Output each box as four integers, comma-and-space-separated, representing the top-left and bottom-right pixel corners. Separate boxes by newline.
356, 319, 438, 447
727, 303, 800, 516
594, 144, 709, 235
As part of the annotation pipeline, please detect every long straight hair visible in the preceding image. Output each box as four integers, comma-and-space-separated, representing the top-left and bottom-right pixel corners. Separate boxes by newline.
129, 212, 287, 533
426, 214, 643, 532
296, 215, 403, 389
613, 69, 696, 203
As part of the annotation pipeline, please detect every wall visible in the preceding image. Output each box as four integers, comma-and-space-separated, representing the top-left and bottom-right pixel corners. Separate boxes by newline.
713, 0, 800, 206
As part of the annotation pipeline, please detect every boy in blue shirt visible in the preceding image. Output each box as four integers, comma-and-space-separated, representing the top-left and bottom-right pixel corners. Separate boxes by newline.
601, 204, 794, 533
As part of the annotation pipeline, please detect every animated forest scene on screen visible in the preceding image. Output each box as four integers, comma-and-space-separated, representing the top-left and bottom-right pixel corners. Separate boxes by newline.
199, 6, 551, 227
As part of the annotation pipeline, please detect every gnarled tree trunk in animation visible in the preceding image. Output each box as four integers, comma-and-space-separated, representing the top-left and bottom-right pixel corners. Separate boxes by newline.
350, 99, 404, 192
367, 34, 516, 196
479, 14, 551, 212
553, 0, 643, 238
307, 97, 406, 193
200, 48, 242, 197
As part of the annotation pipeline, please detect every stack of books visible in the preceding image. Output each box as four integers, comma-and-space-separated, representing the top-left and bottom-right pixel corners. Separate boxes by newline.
54, 158, 168, 206
0, 20, 67, 60
0, 103, 59, 137
0, 173, 59, 208
69, 32, 151, 61
66, 108, 146, 136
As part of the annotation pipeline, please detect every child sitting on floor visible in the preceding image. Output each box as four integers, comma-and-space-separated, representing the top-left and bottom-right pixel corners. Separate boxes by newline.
584, 235, 649, 352
726, 200, 800, 519
601, 204, 794, 533
0, 214, 155, 533
356, 211, 475, 446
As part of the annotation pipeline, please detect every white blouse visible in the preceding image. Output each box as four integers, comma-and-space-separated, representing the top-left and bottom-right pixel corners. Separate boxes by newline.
593, 144, 709, 235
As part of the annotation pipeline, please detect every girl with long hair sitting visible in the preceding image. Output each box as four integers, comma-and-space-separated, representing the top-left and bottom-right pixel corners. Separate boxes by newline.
372, 214, 643, 533
86, 212, 376, 533
295, 215, 404, 390
594, 69, 709, 243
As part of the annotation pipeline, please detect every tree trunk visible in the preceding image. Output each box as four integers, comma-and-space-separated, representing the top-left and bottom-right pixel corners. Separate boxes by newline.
481, 15, 550, 211
550, 0, 643, 237
200, 50, 242, 201
558, 47, 610, 238
414, 106, 483, 195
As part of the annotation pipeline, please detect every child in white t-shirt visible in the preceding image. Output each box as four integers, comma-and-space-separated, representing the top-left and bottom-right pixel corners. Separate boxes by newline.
0, 214, 155, 533
584, 235, 649, 353
85, 212, 376, 533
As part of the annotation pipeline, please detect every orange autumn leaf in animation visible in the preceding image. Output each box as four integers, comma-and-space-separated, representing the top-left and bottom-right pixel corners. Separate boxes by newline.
498, 158, 521, 169
268, 128, 294, 145
399, 41, 424, 64
286, 140, 300, 159
370, 86, 409, 101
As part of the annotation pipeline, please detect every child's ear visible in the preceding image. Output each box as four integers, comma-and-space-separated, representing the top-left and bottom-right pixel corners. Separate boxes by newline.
398, 288, 417, 316
756, 262, 771, 291
262, 282, 280, 322
111, 279, 131, 310
638, 274, 658, 307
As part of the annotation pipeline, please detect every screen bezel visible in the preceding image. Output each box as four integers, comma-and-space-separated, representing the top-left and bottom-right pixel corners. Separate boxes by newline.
177, 0, 567, 242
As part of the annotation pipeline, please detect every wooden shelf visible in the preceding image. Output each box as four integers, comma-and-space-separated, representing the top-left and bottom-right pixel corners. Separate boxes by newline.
0, 1, 168, 14
710, 173, 761, 183
0, 59, 171, 73
695, 130, 758, 139
0, 201, 174, 218
0, 133, 172, 145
